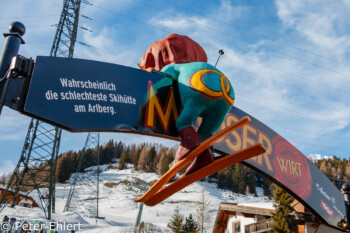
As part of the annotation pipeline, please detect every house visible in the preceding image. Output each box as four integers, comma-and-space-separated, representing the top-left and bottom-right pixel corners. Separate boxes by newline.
0, 187, 39, 208
212, 201, 344, 233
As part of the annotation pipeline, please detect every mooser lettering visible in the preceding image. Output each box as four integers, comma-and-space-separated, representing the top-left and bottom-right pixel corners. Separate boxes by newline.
60, 78, 116, 91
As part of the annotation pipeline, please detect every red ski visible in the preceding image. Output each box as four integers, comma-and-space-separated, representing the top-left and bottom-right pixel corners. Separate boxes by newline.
144, 144, 265, 206
134, 116, 251, 203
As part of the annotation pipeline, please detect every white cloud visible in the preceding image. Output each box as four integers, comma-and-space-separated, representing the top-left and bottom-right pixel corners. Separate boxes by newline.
0, 0, 349, 160
0, 108, 30, 141
148, 12, 209, 32
275, 0, 350, 56
0, 160, 15, 176
217, 0, 249, 22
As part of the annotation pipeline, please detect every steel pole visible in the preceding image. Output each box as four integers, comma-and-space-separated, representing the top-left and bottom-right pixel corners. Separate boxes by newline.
342, 184, 350, 230
0, 22, 25, 115
96, 133, 100, 218
134, 202, 144, 227
214, 49, 224, 67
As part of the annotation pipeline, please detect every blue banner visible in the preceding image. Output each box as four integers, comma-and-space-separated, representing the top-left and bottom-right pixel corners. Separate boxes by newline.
24, 56, 346, 229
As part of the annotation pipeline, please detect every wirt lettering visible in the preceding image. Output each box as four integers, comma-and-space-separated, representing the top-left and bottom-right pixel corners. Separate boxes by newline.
276, 157, 302, 177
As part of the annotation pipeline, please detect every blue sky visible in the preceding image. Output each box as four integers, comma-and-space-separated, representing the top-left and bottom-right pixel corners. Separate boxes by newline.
0, 0, 350, 175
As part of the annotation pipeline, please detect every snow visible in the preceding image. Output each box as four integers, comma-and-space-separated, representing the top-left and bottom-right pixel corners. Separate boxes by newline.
237, 202, 274, 209
308, 154, 334, 162
0, 163, 273, 232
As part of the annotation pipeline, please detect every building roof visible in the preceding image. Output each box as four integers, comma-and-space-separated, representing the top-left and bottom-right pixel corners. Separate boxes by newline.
212, 203, 274, 233
0, 187, 39, 208
212, 201, 315, 233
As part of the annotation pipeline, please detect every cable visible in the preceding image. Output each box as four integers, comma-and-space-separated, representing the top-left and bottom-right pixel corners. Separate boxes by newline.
0, 15, 59, 19
88, 2, 173, 35
131, 0, 350, 79
79, 4, 349, 118
87, 1, 350, 96
234, 76, 345, 113
74, 2, 350, 152
200, 42, 350, 95
78, 2, 350, 115
0, 25, 55, 29
236, 94, 339, 126
155, 0, 350, 68
48, 0, 62, 9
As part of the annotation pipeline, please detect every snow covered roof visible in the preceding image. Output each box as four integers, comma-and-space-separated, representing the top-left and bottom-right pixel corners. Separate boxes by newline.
212, 202, 274, 233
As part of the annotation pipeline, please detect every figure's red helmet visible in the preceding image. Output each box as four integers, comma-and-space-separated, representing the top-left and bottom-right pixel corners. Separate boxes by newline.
140, 33, 207, 71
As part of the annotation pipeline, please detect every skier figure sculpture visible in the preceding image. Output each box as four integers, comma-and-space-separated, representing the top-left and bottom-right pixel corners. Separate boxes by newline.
140, 34, 235, 175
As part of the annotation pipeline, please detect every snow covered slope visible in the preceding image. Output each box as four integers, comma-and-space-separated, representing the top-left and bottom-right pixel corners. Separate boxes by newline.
0, 163, 273, 232
308, 154, 334, 162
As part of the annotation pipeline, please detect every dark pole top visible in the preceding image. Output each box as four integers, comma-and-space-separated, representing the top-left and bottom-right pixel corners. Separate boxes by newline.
8, 22, 25, 36
342, 183, 350, 193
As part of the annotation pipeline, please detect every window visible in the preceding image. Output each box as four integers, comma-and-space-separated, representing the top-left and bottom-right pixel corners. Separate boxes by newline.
233, 222, 241, 233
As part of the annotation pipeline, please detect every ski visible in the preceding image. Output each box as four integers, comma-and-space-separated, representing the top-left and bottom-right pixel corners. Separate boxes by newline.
134, 116, 251, 203
6, 218, 16, 233
144, 143, 265, 206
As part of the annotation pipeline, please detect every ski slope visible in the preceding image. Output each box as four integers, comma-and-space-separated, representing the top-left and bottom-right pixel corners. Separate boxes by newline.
0, 163, 273, 232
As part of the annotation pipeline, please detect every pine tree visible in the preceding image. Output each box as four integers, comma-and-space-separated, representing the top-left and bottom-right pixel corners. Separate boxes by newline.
137, 145, 150, 171
231, 163, 245, 193
263, 177, 271, 196
217, 167, 232, 190
168, 207, 184, 233
145, 146, 157, 172
128, 144, 137, 163
345, 161, 350, 179
256, 173, 263, 187
56, 152, 74, 183
270, 185, 297, 233
246, 168, 256, 194
101, 139, 114, 164
118, 150, 128, 170
0, 173, 6, 185
181, 214, 199, 233
160, 152, 174, 175
115, 141, 124, 158
319, 161, 328, 175
133, 147, 142, 170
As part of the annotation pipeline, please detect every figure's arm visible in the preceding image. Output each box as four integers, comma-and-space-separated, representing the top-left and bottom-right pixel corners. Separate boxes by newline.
149, 68, 176, 80
160, 64, 180, 81
138, 63, 178, 81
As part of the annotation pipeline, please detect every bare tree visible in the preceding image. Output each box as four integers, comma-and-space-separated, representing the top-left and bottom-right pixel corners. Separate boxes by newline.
0, 173, 5, 186
196, 181, 211, 233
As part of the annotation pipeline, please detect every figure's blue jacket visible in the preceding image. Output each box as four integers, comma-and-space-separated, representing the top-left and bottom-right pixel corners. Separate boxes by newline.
161, 62, 235, 137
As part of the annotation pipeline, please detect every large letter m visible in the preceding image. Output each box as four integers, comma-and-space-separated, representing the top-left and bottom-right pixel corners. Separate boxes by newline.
144, 81, 179, 133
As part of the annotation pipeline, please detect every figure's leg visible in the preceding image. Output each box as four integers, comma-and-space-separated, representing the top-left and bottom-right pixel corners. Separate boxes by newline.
185, 102, 231, 174
197, 103, 231, 138
174, 99, 204, 163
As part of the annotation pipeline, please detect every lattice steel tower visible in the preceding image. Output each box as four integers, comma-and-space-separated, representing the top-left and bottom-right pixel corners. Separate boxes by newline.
63, 132, 100, 217
0, 0, 82, 220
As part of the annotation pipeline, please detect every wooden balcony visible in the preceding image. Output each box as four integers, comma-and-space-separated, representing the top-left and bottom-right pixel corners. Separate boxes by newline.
245, 219, 273, 233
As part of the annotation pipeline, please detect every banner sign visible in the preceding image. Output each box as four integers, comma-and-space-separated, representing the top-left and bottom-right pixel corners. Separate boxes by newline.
24, 56, 346, 228
24, 56, 179, 135
214, 109, 346, 228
